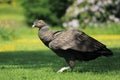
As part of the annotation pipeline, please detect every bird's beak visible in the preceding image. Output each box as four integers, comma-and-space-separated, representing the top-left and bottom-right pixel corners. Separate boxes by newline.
32, 24, 35, 28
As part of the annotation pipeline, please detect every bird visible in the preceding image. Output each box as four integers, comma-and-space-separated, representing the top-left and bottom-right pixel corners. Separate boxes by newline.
32, 19, 113, 73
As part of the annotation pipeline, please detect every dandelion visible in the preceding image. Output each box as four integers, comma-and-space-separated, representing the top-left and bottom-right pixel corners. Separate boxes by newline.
92, 35, 120, 40
0, 45, 15, 52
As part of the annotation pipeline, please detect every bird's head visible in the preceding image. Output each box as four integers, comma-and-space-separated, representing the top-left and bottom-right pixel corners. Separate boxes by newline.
32, 19, 46, 28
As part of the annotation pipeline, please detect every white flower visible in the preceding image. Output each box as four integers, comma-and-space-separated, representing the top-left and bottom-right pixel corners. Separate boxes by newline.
74, 0, 84, 6
109, 15, 115, 20
90, 6, 99, 12
87, 0, 96, 4
114, 18, 120, 23
63, 19, 79, 29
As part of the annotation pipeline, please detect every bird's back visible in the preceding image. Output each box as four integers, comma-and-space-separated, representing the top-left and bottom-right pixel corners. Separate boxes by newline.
49, 29, 113, 60
49, 29, 105, 52
49, 30, 80, 50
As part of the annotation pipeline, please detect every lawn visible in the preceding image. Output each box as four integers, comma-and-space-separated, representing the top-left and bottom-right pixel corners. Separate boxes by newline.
0, 3, 120, 80
0, 35, 120, 80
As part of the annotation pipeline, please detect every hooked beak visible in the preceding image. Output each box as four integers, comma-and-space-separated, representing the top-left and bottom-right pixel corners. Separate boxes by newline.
32, 24, 35, 28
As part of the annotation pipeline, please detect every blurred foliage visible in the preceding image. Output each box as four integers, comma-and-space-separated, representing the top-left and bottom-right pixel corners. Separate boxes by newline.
0, 3, 24, 40
0, 0, 11, 4
63, 0, 120, 28
21, 0, 73, 26
0, 27, 18, 40
0, 0, 120, 41
0, 0, 18, 7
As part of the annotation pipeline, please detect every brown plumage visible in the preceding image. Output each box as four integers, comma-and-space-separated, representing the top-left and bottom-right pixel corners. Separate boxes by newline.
32, 19, 113, 72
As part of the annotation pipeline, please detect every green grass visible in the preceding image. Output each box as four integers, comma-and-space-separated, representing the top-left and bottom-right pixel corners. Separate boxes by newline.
0, 3, 120, 80
0, 48, 119, 80
0, 37, 120, 80
80, 23, 120, 35
0, 4, 25, 21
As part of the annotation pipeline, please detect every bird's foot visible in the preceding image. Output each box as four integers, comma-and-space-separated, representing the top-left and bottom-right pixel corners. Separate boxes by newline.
57, 66, 70, 73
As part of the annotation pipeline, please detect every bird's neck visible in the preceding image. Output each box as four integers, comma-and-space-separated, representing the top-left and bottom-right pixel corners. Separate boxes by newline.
39, 25, 49, 31
38, 25, 53, 45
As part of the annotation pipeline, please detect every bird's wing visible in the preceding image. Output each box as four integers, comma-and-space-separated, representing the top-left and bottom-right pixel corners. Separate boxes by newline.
53, 31, 63, 39
70, 31, 106, 52
49, 30, 106, 52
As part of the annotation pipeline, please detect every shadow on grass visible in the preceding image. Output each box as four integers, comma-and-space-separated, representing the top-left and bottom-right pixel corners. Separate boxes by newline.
77, 47, 120, 73
0, 50, 64, 69
0, 48, 119, 73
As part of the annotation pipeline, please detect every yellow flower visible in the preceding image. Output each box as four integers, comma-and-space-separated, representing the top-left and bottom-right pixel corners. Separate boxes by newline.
92, 35, 120, 40
0, 45, 15, 52
0, 35, 119, 52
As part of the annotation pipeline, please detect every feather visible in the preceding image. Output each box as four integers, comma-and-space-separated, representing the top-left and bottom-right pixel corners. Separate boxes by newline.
32, 20, 113, 72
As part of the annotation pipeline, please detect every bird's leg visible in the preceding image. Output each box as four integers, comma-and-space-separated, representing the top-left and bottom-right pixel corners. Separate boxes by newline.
68, 60, 75, 72
57, 58, 75, 73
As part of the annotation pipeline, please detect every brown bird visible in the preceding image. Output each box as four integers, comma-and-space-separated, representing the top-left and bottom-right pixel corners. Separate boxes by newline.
32, 19, 113, 72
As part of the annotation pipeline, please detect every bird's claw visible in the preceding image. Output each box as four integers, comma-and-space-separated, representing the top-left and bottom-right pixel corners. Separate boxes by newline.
57, 67, 70, 73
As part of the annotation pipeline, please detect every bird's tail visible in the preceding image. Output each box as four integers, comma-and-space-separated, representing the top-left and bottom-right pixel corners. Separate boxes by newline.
100, 48, 113, 57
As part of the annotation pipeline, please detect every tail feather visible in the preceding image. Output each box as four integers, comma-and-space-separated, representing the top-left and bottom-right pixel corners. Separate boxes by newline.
99, 48, 113, 57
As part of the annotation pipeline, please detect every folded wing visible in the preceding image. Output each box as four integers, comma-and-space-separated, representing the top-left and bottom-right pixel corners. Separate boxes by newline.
49, 30, 106, 52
